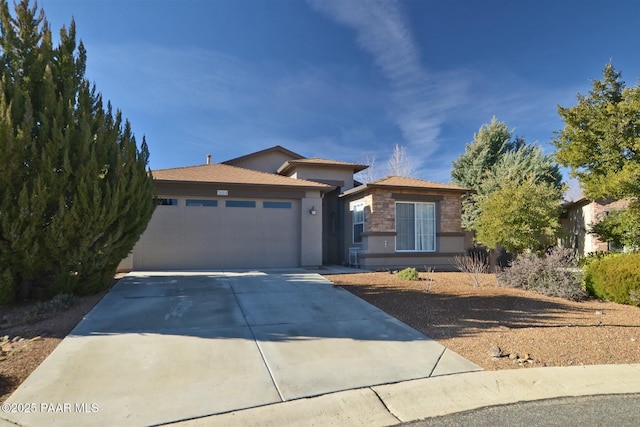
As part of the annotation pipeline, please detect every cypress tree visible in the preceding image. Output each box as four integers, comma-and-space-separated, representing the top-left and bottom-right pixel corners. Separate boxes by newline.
0, 0, 155, 303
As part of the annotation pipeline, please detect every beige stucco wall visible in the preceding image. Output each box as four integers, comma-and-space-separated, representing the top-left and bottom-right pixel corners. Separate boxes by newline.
560, 199, 631, 256
284, 166, 356, 190
300, 191, 324, 266
228, 151, 298, 173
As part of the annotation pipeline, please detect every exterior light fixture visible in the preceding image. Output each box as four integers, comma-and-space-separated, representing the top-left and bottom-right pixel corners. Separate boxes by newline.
309, 206, 317, 216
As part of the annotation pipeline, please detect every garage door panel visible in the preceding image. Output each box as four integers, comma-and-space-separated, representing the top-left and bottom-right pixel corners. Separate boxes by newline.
135, 198, 300, 270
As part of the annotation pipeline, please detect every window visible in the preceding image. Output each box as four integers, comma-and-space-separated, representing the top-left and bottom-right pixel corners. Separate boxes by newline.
352, 203, 364, 243
263, 201, 292, 209
395, 202, 436, 252
225, 200, 256, 208
155, 198, 178, 206
186, 199, 218, 207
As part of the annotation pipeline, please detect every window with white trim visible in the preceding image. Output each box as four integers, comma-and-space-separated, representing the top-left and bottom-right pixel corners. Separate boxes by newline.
395, 202, 436, 251
352, 202, 364, 244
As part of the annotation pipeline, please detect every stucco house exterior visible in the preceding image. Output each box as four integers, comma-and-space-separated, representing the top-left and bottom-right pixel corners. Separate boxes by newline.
559, 197, 630, 256
119, 146, 471, 271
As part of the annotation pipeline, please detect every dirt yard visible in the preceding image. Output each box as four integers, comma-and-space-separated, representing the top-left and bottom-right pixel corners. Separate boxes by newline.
327, 272, 640, 370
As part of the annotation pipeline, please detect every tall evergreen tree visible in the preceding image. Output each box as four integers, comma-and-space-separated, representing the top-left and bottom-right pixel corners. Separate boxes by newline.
0, 0, 155, 303
451, 117, 562, 230
554, 63, 640, 248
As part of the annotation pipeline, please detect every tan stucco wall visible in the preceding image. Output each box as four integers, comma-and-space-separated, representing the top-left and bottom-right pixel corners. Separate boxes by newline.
284, 166, 356, 190
228, 151, 298, 173
560, 199, 631, 256
300, 191, 324, 266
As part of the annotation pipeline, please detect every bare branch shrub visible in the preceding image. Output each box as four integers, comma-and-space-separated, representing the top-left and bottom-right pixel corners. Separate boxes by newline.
452, 254, 488, 287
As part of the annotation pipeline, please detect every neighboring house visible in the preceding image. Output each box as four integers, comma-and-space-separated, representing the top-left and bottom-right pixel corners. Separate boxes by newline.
119, 146, 471, 271
559, 197, 630, 256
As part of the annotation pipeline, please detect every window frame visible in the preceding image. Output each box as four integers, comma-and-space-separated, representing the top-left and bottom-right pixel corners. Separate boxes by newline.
186, 199, 218, 207
155, 198, 178, 206
225, 200, 256, 208
263, 201, 292, 209
352, 202, 365, 244
395, 201, 436, 252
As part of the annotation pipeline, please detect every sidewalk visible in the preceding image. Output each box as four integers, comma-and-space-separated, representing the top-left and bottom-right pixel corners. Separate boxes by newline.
169, 364, 640, 426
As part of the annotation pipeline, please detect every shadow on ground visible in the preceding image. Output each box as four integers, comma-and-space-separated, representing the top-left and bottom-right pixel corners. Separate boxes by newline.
64, 273, 439, 344
338, 282, 632, 340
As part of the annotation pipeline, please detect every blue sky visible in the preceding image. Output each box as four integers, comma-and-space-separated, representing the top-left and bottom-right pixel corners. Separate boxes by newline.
38, 0, 640, 189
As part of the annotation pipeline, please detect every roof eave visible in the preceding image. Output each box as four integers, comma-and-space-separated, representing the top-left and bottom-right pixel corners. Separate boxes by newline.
277, 161, 368, 175
340, 183, 473, 198
154, 178, 334, 192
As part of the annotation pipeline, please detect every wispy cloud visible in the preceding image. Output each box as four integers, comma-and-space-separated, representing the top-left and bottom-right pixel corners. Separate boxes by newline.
308, 0, 470, 174
84, 42, 391, 167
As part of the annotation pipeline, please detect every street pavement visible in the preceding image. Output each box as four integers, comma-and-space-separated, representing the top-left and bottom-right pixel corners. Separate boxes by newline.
404, 393, 640, 426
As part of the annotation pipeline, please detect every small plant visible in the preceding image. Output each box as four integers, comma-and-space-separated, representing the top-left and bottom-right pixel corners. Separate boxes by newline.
498, 247, 586, 301
422, 266, 435, 292
584, 253, 640, 305
451, 254, 488, 287
25, 293, 78, 324
397, 267, 419, 281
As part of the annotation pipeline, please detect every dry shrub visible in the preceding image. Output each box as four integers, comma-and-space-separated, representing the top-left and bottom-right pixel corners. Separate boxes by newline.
497, 247, 586, 301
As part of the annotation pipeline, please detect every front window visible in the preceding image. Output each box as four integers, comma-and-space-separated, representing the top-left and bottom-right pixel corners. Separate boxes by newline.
352, 203, 364, 243
396, 202, 436, 251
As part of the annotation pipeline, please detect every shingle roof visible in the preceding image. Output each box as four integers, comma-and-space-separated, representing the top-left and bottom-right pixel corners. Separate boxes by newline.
341, 175, 471, 197
277, 158, 368, 175
222, 145, 304, 166
152, 163, 333, 190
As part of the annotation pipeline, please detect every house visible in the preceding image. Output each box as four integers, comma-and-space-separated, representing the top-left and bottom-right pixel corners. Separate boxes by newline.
559, 197, 630, 256
119, 146, 471, 271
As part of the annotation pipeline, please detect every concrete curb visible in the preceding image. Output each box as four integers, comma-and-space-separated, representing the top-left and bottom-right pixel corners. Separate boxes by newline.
169, 364, 640, 426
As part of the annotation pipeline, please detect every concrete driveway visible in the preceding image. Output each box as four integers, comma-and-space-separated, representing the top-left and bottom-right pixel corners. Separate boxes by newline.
2, 270, 480, 426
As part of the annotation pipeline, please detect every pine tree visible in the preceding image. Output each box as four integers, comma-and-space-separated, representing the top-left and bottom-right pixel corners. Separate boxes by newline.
554, 63, 640, 249
0, 1, 155, 303
451, 117, 562, 231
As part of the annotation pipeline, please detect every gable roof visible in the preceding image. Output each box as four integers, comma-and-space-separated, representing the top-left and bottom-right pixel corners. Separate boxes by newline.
222, 145, 304, 166
562, 196, 590, 210
277, 157, 368, 175
341, 176, 471, 197
152, 163, 333, 190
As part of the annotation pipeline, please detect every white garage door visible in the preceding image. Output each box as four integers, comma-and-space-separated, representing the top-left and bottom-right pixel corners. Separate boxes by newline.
134, 197, 301, 270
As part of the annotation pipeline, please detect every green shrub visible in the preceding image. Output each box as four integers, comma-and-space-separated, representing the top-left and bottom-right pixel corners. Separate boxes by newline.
397, 267, 419, 281
578, 251, 622, 267
497, 247, 587, 301
0, 268, 14, 306
584, 253, 640, 305
25, 293, 78, 324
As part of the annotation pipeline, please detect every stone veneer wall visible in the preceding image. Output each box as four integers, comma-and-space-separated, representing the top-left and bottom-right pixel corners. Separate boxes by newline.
364, 189, 463, 234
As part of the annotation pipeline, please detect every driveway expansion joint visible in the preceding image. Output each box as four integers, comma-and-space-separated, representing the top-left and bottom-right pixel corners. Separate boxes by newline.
369, 386, 402, 424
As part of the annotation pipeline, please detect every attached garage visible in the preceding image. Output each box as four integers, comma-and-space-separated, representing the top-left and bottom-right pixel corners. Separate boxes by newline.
122, 162, 332, 271
134, 197, 301, 270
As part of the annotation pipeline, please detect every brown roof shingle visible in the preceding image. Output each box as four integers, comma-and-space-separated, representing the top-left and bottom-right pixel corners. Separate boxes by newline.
152, 163, 333, 190
341, 175, 471, 197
